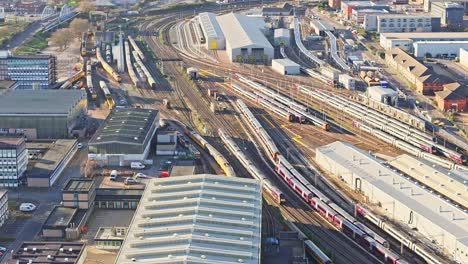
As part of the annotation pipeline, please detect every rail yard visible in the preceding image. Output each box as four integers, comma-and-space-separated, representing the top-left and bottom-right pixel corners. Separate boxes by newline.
2, 1, 467, 264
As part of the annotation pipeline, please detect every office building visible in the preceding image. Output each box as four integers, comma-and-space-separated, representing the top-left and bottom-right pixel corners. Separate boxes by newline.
0, 50, 56, 89
115, 174, 262, 264
379, 32, 468, 51
0, 90, 87, 139
430, 2, 464, 28
0, 136, 27, 187
375, 15, 440, 33
7, 242, 86, 264
0, 190, 8, 228
62, 178, 96, 209
88, 108, 159, 166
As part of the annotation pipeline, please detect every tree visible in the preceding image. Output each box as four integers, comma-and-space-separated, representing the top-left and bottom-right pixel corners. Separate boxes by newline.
79, 0, 95, 17
50, 28, 73, 50
69, 18, 89, 38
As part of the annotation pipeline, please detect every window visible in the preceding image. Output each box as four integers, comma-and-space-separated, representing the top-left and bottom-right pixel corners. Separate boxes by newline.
123, 201, 129, 209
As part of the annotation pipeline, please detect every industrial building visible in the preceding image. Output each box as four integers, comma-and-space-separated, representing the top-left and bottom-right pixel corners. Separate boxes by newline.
42, 206, 89, 239
0, 136, 27, 187
0, 189, 8, 229
388, 154, 468, 208
373, 15, 440, 33
0, 50, 57, 89
385, 48, 453, 95
316, 141, 468, 264
62, 178, 96, 209
413, 41, 468, 58
115, 174, 262, 264
0, 90, 87, 139
7, 242, 87, 264
340, 1, 389, 19
366, 86, 398, 106
379, 32, 468, 52
273, 28, 290, 46
430, 2, 464, 28
271, 59, 300, 75
261, 3, 293, 16
88, 108, 159, 166
216, 13, 274, 64
198, 12, 225, 50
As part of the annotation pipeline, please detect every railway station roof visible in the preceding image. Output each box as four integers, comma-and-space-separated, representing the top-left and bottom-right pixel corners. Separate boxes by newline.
316, 142, 468, 246
216, 12, 273, 50
0, 90, 86, 115
198, 12, 224, 40
115, 174, 262, 264
89, 108, 158, 146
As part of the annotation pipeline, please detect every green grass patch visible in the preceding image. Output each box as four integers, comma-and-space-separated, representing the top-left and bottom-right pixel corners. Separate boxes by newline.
67, 0, 80, 7
0, 21, 31, 48
14, 32, 49, 55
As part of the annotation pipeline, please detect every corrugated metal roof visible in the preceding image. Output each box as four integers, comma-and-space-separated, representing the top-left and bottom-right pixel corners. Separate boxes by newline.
115, 174, 262, 264
272, 59, 300, 67
0, 90, 85, 115
198, 12, 224, 40
216, 13, 273, 50
316, 142, 468, 246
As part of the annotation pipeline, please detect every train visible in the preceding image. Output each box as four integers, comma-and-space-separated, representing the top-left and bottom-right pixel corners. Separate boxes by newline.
124, 40, 142, 88
300, 67, 333, 85
302, 87, 466, 166
304, 240, 332, 264
99, 81, 115, 109
80, 32, 87, 57
237, 99, 410, 264
184, 127, 235, 177
59, 70, 85, 89
233, 74, 330, 130
86, 61, 97, 100
128, 35, 146, 62
96, 47, 122, 82
355, 204, 443, 264
218, 128, 285, 204
132, 47, 156, 89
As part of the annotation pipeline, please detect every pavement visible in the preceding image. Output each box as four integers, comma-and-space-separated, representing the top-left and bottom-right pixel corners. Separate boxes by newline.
0, 147, 88, 263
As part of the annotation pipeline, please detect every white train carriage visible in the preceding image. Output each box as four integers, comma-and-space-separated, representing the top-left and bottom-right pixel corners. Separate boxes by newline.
304, 240, 332, 264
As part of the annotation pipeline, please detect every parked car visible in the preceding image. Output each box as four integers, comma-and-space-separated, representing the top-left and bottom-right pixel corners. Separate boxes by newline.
77, 143, 83, 149
0, 246, 7, 252
124, 177, 138, 185
110, 170, 118, 181
19, 203, 36, 212
130, 162, 145, 169
135, 173, 149, 179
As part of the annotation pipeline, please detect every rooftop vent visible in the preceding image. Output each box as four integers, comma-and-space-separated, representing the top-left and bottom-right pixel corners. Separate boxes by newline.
65, 258, 69, 262
69, 248, 73, 253
173, 233, 178, 237
212, 197, 216, 200
47, 255, 53, 260
28, 260, 32, 264
209, 214, 213, 218
241, 217, 246, 221
201, 255, 206, 259
97, 137, 101, 140
132, 258, 136, 262
24, 248, 28, 252
238, 259, 244, 263
121, 121, 125, 124
60, 248, 64, 252
205, 233, 209, 237
116, 130, 120, 133
134, 137, 138, 140
178, 214, 184, 217
139, 127, 143, 130
168, 254, 173, 258
239, 237, 244, 240
32, 248, 36, 252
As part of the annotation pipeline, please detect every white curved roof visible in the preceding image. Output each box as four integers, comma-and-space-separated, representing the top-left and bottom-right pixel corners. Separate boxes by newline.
115, 174, 262, 264
216, 13, 272, 50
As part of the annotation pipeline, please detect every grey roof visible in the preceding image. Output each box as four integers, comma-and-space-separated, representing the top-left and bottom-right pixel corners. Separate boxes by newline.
115, 174, 262, 264
217, 13, 273, 51
317, 142, 468, 247
198, 12, 224, 40
90, 108, 158, 145
272, 58, 300, 67
0, 90, 86, 115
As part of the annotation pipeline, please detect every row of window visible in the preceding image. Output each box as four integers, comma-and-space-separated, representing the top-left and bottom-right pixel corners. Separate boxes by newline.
96, 240, 122, 248
0, 174, 19, 178
381, 18, 426, 23
381, 23, 429, 28
95, 200, 139, 209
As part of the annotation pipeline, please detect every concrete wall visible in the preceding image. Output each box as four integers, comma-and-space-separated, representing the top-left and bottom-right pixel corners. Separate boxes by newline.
460, 48, 468, 68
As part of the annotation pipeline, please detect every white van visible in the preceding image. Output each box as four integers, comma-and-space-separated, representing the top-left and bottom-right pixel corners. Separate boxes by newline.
131, 162, 145, 169
110, 170, 118, 181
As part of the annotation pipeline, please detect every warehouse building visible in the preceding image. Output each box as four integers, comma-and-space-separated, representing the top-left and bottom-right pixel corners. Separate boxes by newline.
388, 154, 468, 209
88, 108, 159, 166
0, 189, 8, 229
379, 32, 468, 52
385, 48, 453, 95
217, 13, 274, 64
413, 41, 468, 58
198, 12, 225, 50
430, 2, 464, 28
0, 90, 87, 139
271, 59, 300, 75
7, 242, 86, 264
316, 141, 468, 264
366, 86, 398, 105
0, 50, 57, 89
115, 174, 262, 264
0, 136, 27, 187
274, 28, 290, 46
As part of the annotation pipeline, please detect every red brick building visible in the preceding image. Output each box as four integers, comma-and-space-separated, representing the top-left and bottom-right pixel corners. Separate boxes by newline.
435, 83, 468, 112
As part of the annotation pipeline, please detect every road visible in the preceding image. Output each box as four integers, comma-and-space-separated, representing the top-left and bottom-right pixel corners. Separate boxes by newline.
0, 147, 87, 263
5, 14, 58, 50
